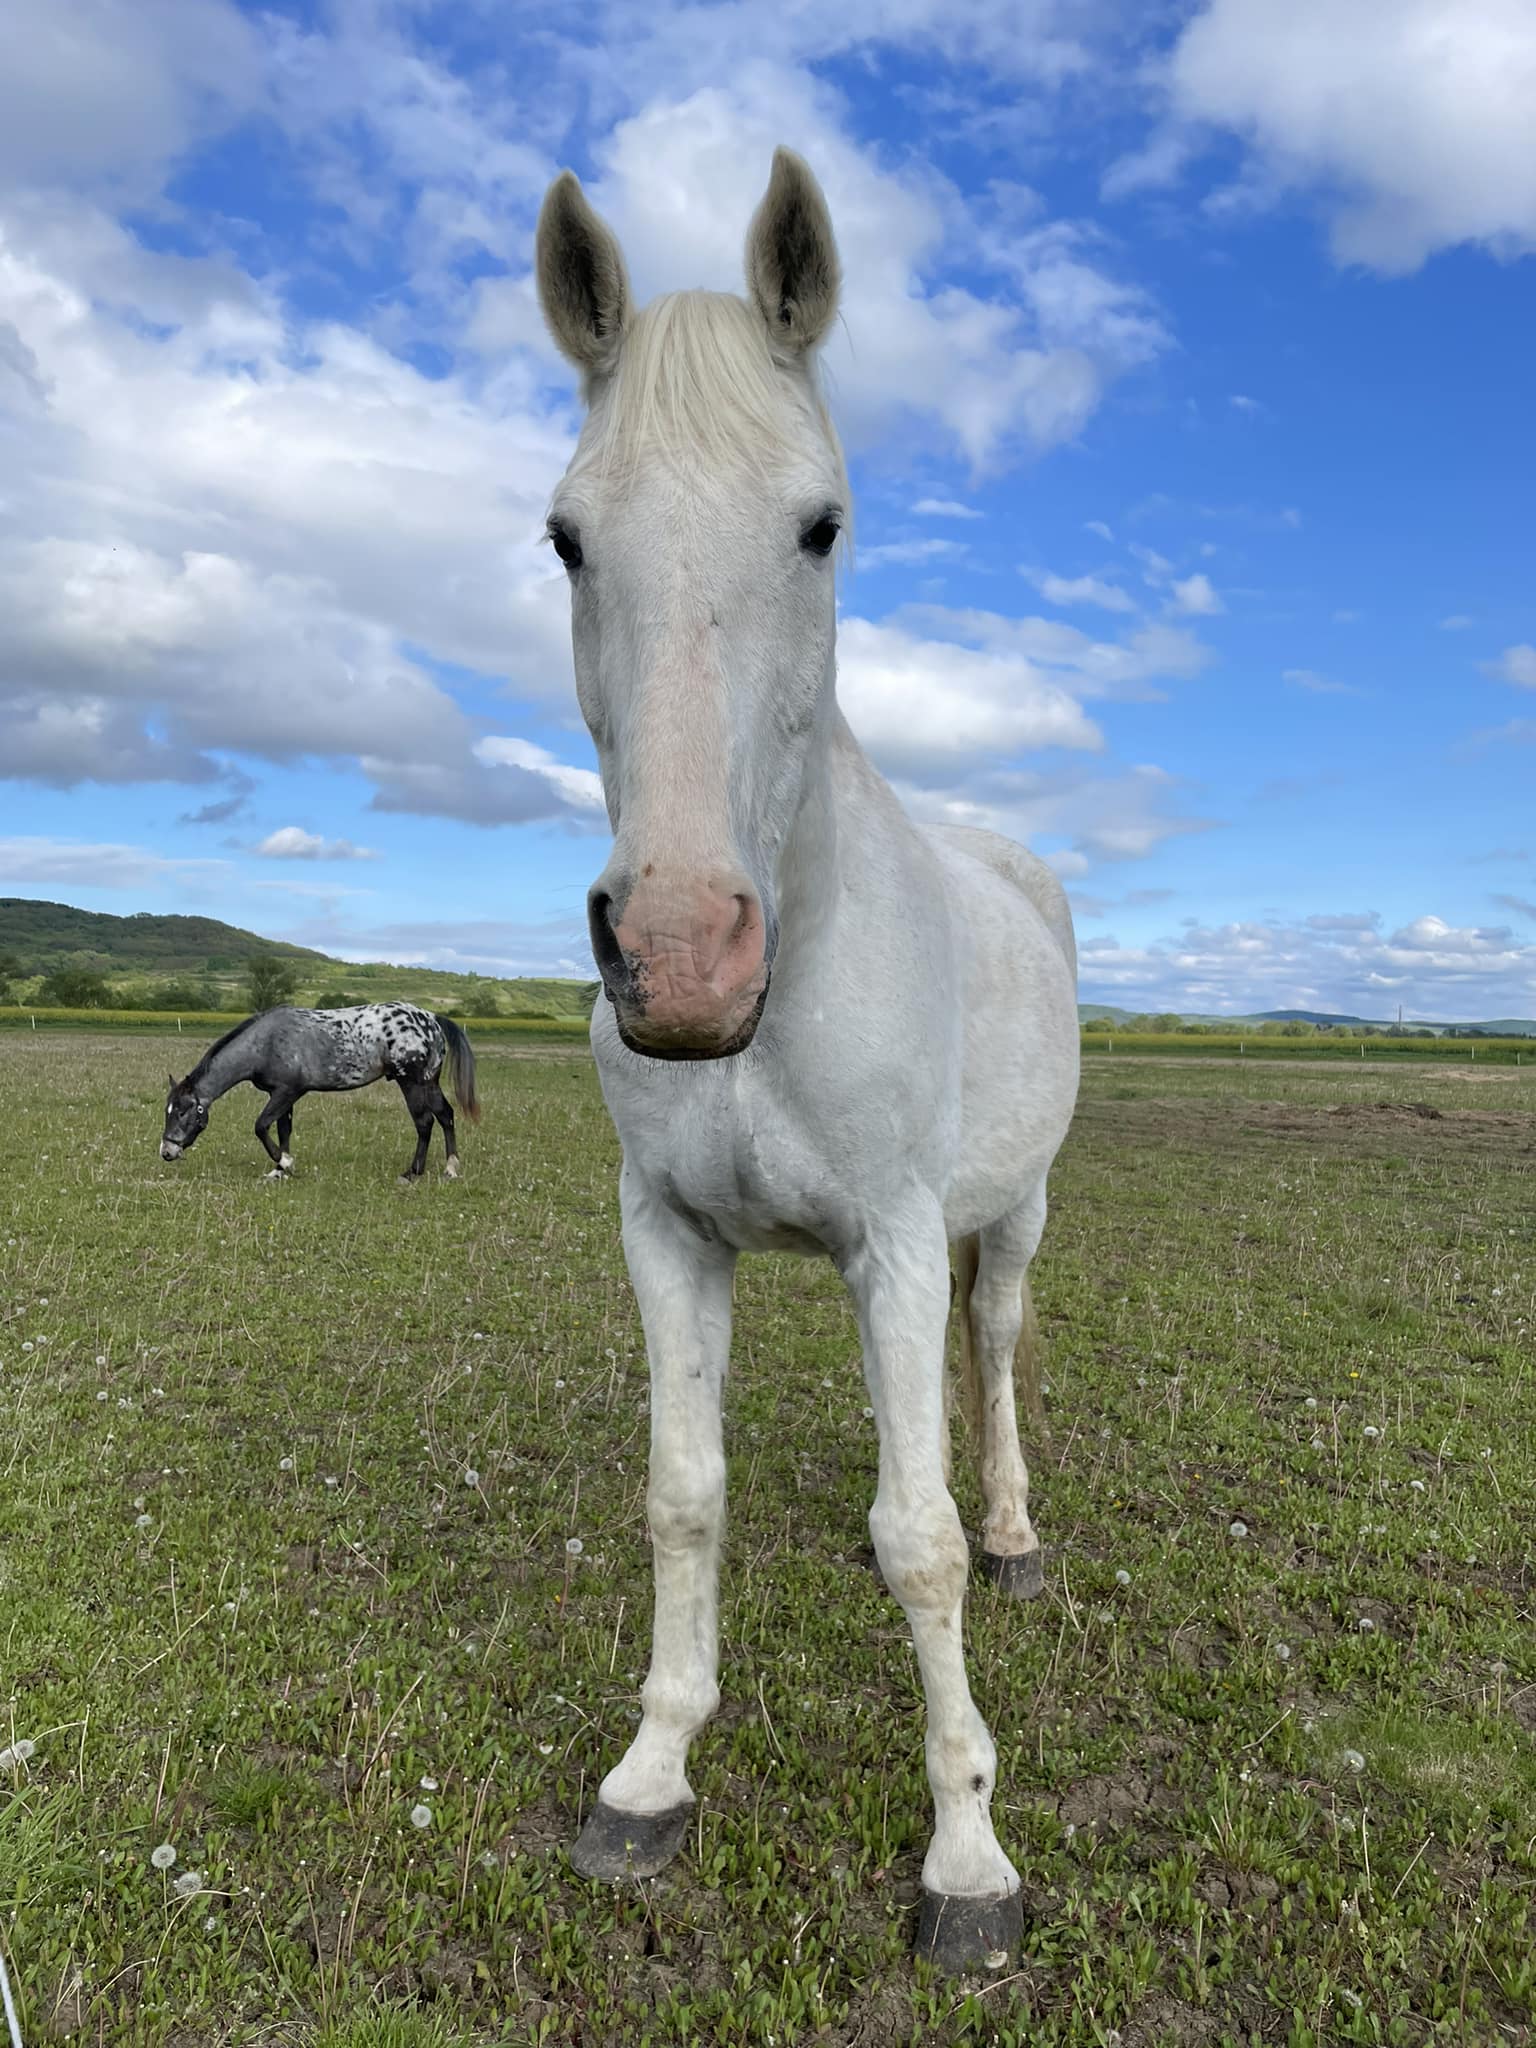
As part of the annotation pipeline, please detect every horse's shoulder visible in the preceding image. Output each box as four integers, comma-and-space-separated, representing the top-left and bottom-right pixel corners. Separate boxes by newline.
925, 825, 1077, 980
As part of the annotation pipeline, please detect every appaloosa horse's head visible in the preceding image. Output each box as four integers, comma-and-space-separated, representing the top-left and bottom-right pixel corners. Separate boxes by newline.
159, 1075, 209, 1161
536, 150, 846, 1060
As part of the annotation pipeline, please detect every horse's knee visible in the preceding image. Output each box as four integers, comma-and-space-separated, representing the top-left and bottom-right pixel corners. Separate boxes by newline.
871, 1492, 968, 1613
647, 1457, 725, 1554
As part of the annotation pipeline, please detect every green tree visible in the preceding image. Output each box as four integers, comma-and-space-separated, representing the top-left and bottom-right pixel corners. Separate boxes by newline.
247, 953, 299, 1011
0, 949, 21, 1003
41, 967, 110, 1008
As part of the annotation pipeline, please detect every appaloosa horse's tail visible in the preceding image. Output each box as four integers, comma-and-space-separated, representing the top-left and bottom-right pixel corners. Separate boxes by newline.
437, 1015, 481, 1123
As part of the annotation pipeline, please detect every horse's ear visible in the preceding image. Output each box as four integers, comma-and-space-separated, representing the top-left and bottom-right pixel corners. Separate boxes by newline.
536, 171, 631, 378
745, 147, 840, 357
168, 1072, 177, 1091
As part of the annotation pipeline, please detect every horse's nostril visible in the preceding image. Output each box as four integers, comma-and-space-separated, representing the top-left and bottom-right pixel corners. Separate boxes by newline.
588, 888, 628, 987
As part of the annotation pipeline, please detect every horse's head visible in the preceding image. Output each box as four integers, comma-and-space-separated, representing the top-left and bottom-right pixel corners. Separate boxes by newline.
537, 149, 846, 1060
160, 1074, 209, 1160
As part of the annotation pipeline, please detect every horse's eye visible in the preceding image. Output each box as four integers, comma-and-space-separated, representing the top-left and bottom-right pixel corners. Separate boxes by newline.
548, 522, 583, 571
800, 516, 841, 558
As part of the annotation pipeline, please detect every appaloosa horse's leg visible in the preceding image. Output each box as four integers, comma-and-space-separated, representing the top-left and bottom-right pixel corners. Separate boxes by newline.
256, 1090, 299, 1176
969, 1182, 1049, 1602
428, 1082, 459, 1179
397, 1081, 435, 1182
276, 1107, 295, 1175
844, 1194, 1023, 1972
571, 1178, 735, 1881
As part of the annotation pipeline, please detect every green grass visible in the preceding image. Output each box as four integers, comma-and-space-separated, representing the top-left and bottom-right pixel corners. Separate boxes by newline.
0, 1033, 1533, 2045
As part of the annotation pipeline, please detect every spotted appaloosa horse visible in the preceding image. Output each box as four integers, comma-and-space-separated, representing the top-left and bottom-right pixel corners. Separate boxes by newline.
159, 1003, 480, 1180
535, 151, 1080, 1971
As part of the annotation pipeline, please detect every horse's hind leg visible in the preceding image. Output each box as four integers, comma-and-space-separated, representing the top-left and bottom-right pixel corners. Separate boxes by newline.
398, 1081, 435, 1183
846, 1193, 1023, 1971
276, 1108, 295, 1174
428, 1082, 459, 1179
960, 1181, 1050, 1601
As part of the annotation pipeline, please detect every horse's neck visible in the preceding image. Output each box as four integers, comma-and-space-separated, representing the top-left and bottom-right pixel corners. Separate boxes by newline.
195, 1034, 258, 1102
775, 704, 916, 960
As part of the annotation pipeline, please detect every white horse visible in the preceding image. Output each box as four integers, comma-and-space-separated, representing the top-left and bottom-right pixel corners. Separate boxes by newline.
535, 149, 1080, 1972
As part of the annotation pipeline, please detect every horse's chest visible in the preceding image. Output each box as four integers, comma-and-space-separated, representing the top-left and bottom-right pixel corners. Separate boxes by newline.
636, 1100, 843, 1255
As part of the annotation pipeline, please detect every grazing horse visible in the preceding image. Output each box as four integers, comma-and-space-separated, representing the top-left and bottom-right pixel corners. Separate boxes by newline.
159, 1004, 479, 1180
536, 151, 1080, 1970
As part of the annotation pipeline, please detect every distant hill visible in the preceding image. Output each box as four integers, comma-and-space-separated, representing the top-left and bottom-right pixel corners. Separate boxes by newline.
0, 898, 322, 975
1079, 1000, 1536, 1036
0, 898, 597, 1019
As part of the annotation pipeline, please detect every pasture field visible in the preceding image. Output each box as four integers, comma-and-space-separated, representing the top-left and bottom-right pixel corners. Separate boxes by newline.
1, 1035, 1533, 2048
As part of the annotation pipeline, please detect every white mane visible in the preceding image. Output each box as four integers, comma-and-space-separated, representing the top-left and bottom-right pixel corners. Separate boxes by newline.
577, 289, 849, 512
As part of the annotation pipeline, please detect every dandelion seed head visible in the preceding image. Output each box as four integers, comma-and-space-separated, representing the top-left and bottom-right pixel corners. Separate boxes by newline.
1342, 1749, 1365, 1773
279, 1457, 293, 1471
565, 1537, 584, 1557
1358, 1616, 1376, 1634
151, 1843, 177, 1870
410, 1804, 432, 1830
1229, 1520, 1249, 1539
135, 1512, 152, 1529
1115, 1569, 1131, 1586
1362, 1424, 1381, 1439
174, 1870, 203, 1896
463, 1469, 479, 1487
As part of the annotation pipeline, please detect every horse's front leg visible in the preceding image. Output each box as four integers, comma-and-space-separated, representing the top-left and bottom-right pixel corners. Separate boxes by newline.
571, 1171, 735, 1882
843, 1197, 1023, 1973
255, 1091, 298, 1175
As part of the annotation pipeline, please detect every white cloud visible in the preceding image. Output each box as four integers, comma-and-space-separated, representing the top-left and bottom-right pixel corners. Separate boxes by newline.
858, 538, 967, 568
572, 77, 1164, 466
1284, 668, 1363, 697
1228, 393, 1264, 413
895, 602, 1214, 702
837, 615, 1103, 776
1487, 644, 1536, 689
1440, 614, 1474, 631
1077, 906, 1536, 1018
0, 835, 225, 890
256, 827, 379, 862
1133, 0, 1536, 274
1084, 519, 1115, 541
1023, 568, 1136, 614
1168, 572, 1224, 616
912, 497, 982, 519
898, 760, 1214, 868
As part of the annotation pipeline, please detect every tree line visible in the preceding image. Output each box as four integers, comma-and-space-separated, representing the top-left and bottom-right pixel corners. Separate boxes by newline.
0, 951, 302, 1013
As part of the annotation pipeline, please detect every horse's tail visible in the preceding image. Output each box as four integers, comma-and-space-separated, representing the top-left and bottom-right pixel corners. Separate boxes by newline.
951, 1233, 1048, 1452
437, 1015, 481, 1123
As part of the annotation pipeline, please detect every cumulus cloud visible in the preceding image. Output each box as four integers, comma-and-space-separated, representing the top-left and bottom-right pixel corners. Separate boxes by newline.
256, 827, 379, 862
837, 616, 1103, 776
858, 538, 968, 568
1118, 0, 1536, 275
364, 735, 607, 829
1077, 906, 1536, 1018
1486, 645, 1536, 689
896, 603, 1214, 702
278, 913, 591, 981
0, 835, 226, 890
899, 760, 1214, 870
1023, 568, 1136, 613
912, 497, 982, 519
1284, 668, 1363, 697
1168, 572, 1223, 617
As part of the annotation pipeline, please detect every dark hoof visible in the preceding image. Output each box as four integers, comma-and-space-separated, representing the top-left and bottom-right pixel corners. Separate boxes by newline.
916, 1886, 1024, 1973
978, 1548, 1045, 1600
569, 1800, 692, 1881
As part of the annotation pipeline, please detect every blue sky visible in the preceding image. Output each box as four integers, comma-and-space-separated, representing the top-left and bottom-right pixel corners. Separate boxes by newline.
2, 0, 1534, 1017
